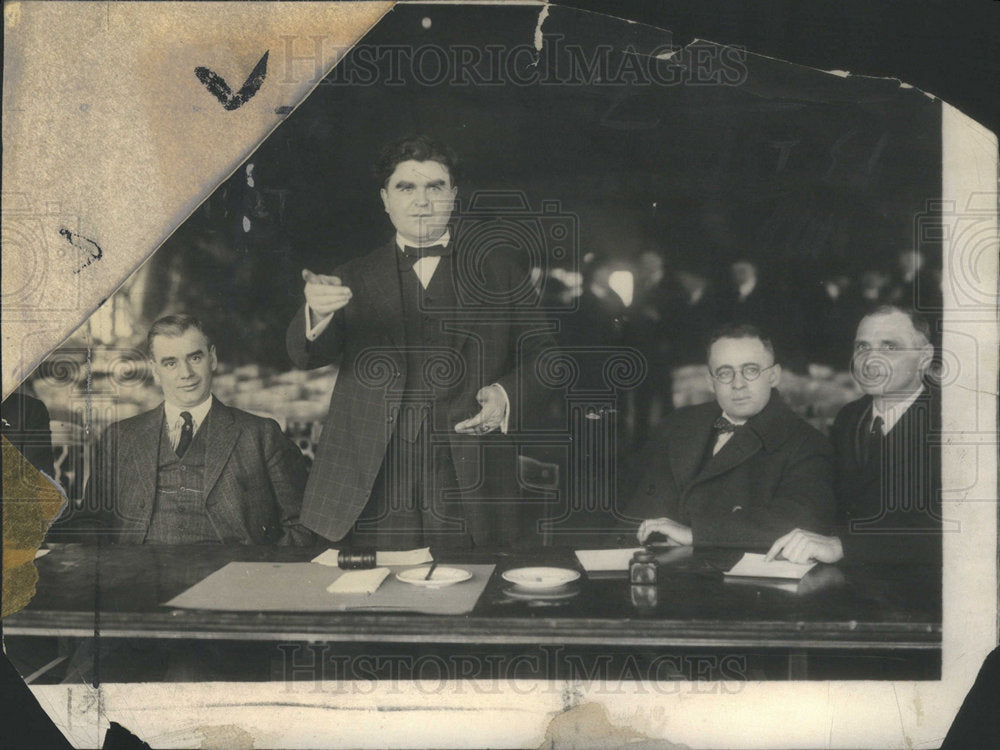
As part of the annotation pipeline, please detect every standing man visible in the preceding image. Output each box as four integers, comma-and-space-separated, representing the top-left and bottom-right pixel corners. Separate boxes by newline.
286, 135, 552, 549
767, 306, 941, 563
84, 314, 311, 545
632, 323, 834, 549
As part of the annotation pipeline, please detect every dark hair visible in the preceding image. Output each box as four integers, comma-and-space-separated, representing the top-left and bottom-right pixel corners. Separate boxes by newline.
146, 314, 213, 358
373, 135, 458, 189
705, 322, 776, 363
864, 305, 933, 345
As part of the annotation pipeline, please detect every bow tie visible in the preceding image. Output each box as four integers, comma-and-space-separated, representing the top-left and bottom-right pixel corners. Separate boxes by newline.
401, 244, 451, 262
712, 416, 740, 434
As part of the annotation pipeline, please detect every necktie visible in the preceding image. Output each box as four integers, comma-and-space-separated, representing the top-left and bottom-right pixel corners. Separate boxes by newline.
860, 414, 884, 466
400, 243, 451, 269
712, 416, 738, 434
175, 411, 194, 458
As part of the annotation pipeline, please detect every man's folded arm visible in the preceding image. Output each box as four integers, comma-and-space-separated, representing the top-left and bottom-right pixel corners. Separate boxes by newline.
692, 441, 836, 549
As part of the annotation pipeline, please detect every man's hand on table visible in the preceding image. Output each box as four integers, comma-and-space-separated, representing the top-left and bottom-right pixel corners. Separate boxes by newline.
637, 517, 693, 547
766, 528, 844, 564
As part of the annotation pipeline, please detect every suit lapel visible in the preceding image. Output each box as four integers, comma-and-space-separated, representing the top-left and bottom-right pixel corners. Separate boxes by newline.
126, 406, 163, 502
695, 425, 762, 484
202, 400, 239, 498
668, 410, 718, 488
360, 242, 405, 348
854, 399, 882, 486
435, 252, 470, 355
691, 392, 792, 486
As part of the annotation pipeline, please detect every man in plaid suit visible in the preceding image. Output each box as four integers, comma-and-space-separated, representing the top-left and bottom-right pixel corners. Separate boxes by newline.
286, 135, 554, 549
84, 314, 312, 545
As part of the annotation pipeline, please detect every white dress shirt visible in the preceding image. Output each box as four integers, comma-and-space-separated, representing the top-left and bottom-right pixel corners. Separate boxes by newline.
712, 413, 748, 455
305, 231, 452, 341
872, 386, 924, 435
302, 231, 509, 433
164, 396, 213, 451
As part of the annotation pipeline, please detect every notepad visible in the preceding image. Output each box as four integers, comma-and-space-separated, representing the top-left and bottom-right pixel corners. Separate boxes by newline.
724, 553, 816, 580
325, 567, 390, 594
574, 548, 644, 572
311, 547, 433, 568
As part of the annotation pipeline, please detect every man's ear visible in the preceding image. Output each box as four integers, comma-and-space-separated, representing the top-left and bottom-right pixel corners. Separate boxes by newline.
380, 187, 389, 212
918, 341, 935, 375
209, 345, 218, 372
149, 359, 161, 387
705, 366, 717, 395
768, 363, 782, 386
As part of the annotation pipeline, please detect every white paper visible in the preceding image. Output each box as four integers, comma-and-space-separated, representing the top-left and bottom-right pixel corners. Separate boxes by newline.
724, 552, 816, 580
574, 548, 644, 572
325, 567, 390, 595
311, 547, 434, 567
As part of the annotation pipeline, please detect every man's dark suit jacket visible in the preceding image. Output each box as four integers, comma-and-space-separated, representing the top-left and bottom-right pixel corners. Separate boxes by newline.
286, 241, 554, 545
1, 390, 55, 478
628, 391, 835, 549
829, 388, 942, 563
85, 399, 311, 545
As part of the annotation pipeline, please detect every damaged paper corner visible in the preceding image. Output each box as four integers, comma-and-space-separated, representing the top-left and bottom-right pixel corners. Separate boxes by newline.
1, 1, 394, 399
1, 437, 66, 618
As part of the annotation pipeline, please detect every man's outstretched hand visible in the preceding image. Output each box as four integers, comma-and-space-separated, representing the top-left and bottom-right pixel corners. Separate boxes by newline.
454, 385, 506, 435
303, 269, 352, 317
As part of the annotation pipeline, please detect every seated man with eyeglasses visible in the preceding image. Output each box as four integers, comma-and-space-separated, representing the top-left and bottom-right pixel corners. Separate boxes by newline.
630, 323, 835, 549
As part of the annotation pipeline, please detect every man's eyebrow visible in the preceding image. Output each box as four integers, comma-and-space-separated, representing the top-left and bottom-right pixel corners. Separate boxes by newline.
159, 356, 177, 365
185, 349, 206, 359
394, 178, 447, 189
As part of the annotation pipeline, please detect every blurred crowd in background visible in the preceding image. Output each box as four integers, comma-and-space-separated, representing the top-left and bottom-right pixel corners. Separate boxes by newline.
12, 236, 942, 511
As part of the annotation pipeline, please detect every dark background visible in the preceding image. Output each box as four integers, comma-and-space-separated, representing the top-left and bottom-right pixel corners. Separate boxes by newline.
143, 0, 946, 370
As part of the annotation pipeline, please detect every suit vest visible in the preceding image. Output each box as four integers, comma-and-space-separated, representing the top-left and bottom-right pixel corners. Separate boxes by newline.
145, 410, 218, 544
396, 254, 460, 442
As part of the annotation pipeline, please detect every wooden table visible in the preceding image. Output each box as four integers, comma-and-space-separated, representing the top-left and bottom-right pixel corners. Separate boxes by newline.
4, 543, 941, 681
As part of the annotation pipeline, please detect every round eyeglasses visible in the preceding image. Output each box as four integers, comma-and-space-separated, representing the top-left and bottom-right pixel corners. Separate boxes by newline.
710, 363, 776, 384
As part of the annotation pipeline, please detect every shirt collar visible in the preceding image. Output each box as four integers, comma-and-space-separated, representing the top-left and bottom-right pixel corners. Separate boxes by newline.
164, 394, 214, 433
872, 386, 924, 434
396, 230, 451, 253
